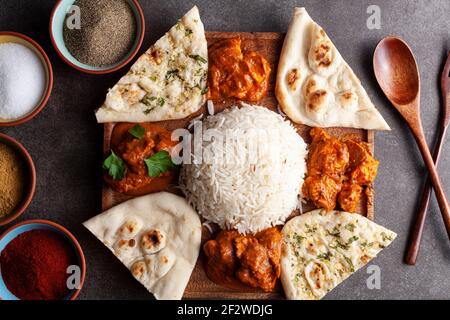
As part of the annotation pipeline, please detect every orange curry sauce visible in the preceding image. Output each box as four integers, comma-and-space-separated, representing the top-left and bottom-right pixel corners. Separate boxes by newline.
208, 37, 271, 102
203, 227, 282, 292
106, 123, 177, 196
302, 128, 379, 212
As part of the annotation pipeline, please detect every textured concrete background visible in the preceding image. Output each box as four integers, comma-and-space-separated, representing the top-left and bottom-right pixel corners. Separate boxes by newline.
0, 0, 449, 299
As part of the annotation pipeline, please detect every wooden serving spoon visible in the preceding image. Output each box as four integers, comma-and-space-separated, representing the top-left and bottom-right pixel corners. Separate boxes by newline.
405, 52, 450, 265
373, 37, 450, 241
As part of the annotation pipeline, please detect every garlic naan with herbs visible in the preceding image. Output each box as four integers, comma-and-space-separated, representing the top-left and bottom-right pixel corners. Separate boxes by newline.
281, 209, 396, 300
96, 6, 208, 123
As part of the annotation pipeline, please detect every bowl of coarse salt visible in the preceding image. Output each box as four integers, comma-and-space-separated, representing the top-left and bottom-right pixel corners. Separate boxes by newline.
0, 32, 53, 127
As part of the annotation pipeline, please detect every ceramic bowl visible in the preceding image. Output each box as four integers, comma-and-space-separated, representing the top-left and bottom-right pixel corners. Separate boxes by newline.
49, 0, 145, 74
0, 133, 36, 227
0, 219, 86, 300
0, 32, 53, 127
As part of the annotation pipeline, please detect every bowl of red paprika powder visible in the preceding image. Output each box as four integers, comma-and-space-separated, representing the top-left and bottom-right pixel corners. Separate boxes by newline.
0, 219, 86, 300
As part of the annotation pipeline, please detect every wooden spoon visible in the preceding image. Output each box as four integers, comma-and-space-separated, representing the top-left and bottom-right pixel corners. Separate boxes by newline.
405, 51, 450, 265
373, 37, 450, 241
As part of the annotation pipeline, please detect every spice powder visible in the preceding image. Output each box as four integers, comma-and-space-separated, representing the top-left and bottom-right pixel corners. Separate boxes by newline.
0, 142, 26, 217
63, 0, 137, 67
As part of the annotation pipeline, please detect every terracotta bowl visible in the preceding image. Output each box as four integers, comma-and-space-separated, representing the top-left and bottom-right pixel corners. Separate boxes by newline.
0, 133, 36, 226
0, 219, 86, 300
49, 0, 145, 74
0, 32, 53, 127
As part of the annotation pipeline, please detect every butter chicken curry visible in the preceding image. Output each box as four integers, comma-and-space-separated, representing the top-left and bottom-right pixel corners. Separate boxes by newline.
203, 227, 282, 292
104, 123, 177, 196
208, 37, 271, 102
302, 128, 379, 212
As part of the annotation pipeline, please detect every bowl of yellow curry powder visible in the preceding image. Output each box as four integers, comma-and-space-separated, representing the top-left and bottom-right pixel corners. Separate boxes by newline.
0, 134, 36, 226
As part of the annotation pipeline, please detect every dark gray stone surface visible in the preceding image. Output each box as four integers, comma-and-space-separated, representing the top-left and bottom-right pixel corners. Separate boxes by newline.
0, 0, 449, 300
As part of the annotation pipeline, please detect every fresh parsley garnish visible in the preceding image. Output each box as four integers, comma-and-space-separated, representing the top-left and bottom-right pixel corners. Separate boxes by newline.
189, 54, 207, 64
144, 150, 176, 178
344, 256, 355, 272
157, 97, 165, 107
361, 241, 375, 248
201, 86, 209, 95
381, 232, 393, 242
305, 223, 317, 234
345, 223, 356, 232
293, 234, 306, 245
165, 69, 179, 81
141, 95, 157, 106
142, 95, 165, 114
327, 226, 341, 237
317, 251, 332, 260
103, 151, 126, 180
185, 28, 193, 36
330, 240, 349, 250
347, 236, 359, 245
128, 124, 145, 140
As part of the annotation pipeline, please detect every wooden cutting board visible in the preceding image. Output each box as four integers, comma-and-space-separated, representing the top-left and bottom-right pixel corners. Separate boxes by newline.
102, 32, 375, 299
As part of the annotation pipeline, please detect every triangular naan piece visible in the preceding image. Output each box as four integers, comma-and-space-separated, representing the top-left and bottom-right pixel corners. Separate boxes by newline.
276, 7, 390, 130
96, 6, 208, 123
83, 192, 202, 300
281, 209, 396, 300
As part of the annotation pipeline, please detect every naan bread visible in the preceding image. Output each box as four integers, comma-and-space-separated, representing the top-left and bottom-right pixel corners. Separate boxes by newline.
276, 7, 390, 130
281, 209, 396, 300
83, 192, 202, 300
95, 6, 208, 123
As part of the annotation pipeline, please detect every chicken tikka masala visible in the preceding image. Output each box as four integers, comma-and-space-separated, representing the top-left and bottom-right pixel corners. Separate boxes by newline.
208, 37, 271, 102
302, 128, 379, 212
104, 123, 178, 196
203, 227, 282, 292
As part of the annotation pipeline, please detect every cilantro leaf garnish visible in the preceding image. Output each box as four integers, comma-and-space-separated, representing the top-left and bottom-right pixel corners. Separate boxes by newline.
165, 69, 179, 81
345, 223, 356, 232
128, 124, 145, 140
144, 150, 176, 178
189, 54, 207, 64
347, 236, 359, 245
141, 95, 157, 106
103, 151, 126, 180
157, 97, 165, 107
344, 256, 355, 272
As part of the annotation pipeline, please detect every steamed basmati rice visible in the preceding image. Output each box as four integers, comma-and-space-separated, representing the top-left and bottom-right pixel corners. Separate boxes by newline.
179, 104, 308, 234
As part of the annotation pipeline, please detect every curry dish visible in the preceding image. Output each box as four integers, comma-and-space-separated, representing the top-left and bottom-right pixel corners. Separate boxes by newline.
302, 128, 379, 212
208, 37, 271, 102
106, 123, 177, 195
203, 227, 282, 292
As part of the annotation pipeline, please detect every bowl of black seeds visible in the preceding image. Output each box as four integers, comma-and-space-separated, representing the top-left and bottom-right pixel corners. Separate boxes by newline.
50, 0, 145, 74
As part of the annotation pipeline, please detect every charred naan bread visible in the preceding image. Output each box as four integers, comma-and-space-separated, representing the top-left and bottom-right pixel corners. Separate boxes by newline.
83, 192, 202, 300
276, 8, 390, 130
96, 6, 208, 123
281, 209, 396, 300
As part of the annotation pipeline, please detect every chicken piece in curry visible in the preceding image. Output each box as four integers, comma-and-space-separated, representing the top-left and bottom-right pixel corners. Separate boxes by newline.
203, 227, 281, 292
208, 37, 271, 102
302, 128, 379, 212
105, 123, 177, 195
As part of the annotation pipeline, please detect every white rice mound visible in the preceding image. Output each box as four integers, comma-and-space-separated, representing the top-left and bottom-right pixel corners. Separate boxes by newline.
179, 104, 308, 234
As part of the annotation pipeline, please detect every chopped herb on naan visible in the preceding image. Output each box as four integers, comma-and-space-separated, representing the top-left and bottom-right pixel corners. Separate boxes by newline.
96, 6, 208, 123
281, 209, 396, 300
